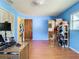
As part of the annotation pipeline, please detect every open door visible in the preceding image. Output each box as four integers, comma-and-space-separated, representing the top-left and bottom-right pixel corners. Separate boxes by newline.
24, 19, 32, 41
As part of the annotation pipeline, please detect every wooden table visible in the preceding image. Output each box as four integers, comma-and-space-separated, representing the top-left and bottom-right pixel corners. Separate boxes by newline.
0, 42, 29, 59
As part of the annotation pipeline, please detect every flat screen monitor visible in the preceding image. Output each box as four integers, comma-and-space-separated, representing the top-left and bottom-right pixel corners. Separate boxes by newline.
0, 22, 11, 31
4, 22, 11, 31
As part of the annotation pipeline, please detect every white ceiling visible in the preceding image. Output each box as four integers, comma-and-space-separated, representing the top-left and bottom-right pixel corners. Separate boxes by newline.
6, 0, 78, 16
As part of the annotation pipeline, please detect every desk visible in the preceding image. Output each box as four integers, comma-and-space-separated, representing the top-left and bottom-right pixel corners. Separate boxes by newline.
0, 42, 29, 59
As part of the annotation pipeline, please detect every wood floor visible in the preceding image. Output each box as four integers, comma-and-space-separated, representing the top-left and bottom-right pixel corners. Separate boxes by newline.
29, 40, 79, 59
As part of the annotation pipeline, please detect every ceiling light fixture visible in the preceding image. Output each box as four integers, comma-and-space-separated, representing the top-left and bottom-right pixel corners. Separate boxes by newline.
32, 0, 46, 5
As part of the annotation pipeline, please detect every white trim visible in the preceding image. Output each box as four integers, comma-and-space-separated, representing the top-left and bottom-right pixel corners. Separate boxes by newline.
69, 47, 79, 54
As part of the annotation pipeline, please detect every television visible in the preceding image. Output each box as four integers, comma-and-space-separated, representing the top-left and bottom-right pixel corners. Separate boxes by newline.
0, 22, 11, 31
4, 22, 11, 31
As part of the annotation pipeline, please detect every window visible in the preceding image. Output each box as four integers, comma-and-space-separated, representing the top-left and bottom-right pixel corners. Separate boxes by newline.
70, 12, 79, 30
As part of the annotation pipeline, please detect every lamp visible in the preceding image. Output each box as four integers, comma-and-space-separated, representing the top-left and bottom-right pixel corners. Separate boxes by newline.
4, 21, 11, 41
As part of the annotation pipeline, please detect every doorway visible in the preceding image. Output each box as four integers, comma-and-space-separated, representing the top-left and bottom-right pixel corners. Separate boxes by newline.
24, 19, 32, 41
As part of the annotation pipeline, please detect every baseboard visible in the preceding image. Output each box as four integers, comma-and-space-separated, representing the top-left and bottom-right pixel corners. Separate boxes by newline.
69, 47, 79, 54
32, 39, 48, 41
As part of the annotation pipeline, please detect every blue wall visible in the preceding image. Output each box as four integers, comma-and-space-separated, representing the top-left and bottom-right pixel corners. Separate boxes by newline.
25, 16, 55, 40
0, 0, 25, 41
58, 2, 79, 52
0, 0, 55, 40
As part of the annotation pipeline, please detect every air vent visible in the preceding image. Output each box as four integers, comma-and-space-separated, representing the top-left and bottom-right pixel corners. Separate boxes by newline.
6, 0, 14, 4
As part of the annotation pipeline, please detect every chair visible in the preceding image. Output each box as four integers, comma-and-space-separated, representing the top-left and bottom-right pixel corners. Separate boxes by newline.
0, 35, 5, 42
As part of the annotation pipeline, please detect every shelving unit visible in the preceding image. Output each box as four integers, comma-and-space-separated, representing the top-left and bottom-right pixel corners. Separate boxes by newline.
56, 20, 69, 48
48, 20, 55, 47
48, 19, 69, 48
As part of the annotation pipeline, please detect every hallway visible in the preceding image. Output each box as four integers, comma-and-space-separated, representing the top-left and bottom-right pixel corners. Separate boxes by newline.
29, 40, 79, 59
